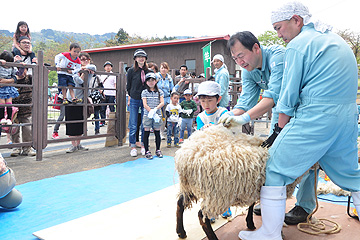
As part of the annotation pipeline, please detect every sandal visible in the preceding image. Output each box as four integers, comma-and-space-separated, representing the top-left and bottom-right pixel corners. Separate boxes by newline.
72, 97, 82, 104
63, 98, 69, 105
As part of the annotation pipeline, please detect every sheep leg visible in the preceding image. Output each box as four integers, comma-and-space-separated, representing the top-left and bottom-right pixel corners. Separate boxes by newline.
176, 195, 187, 238
198, 210, 218, 240
246, 203, 256, 230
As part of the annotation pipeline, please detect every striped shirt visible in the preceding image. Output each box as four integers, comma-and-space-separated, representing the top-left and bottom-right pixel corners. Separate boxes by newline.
141, 89, 164, 116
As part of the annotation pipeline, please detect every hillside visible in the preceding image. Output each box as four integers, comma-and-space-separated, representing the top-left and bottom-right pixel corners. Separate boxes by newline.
0, 29, 116, 45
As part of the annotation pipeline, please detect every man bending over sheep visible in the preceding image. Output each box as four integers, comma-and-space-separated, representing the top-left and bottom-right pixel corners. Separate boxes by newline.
219, 31, 316, 225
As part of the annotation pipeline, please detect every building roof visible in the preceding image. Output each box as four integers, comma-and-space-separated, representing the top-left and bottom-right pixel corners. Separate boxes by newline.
84, 35, 230, 53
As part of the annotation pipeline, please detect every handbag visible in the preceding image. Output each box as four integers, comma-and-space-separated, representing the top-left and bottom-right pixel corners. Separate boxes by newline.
90, 75, 105, 104
87, 97, 94, 118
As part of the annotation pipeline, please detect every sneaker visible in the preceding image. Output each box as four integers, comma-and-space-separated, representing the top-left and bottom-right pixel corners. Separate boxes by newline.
77, 144, 89, 151
52, 132, 60, 139
95, 129, 100, 135
0, 118, 8, 124
130, 148, 137, 157
66, 145, 77, 153
22, 148, 36, 156
221, 208, 232, 218
72, 98, 82, 104
5, 119, 12, 125
155, 150, 163, 158
141, 147, 146, 156
284, 205, 309, 225
179, 139, 184, 144
175, 143, 181, 148
145, 151, 153, 160
10, 148, 21, 157
167, 143, 171, 148
210, 218, 216, 223
63, 98, 69, 105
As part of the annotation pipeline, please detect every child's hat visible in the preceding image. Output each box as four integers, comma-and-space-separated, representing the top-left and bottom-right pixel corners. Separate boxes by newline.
145, 72, 156, 80
183, 89, 192, 95
103, 61, 113, 67
86, 64, 97, 72
196, 81, 221, 97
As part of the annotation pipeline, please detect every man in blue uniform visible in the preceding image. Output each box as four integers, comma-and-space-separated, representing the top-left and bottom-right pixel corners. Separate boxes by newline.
239, 2, 360, 240
218, 31, 284, 131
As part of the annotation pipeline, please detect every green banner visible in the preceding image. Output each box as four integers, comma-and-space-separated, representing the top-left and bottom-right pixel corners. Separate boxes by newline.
202, 43, 211, 78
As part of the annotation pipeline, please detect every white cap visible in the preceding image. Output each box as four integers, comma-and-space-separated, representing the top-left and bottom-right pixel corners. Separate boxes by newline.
196, 81, 221, 97
183, 89, 192, 95
212, 54, 224, 63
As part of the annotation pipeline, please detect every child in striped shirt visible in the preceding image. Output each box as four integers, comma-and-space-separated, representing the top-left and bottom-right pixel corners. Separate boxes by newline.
141, 72, 164, 160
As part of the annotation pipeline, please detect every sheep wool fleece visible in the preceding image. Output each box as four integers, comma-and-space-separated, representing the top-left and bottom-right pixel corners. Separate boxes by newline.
175, 124, 300, 219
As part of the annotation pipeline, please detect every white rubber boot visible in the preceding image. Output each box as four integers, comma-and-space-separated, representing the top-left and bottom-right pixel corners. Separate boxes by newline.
352, 191, 360, 220
239, 186, 286, 240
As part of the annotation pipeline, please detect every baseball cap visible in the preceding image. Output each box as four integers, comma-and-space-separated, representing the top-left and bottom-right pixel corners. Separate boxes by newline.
145, 72, 156, 80
183, 89, 192, 95
103, 61, 113, 67
196, 81, 221, 97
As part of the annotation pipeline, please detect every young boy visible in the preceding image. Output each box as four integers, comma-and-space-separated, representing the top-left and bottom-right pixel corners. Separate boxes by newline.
196, 80, 231, 220
179, 89, 197, 143
55, 43, 82, 105
165, 92, 182, 148
196, 81, 228, 130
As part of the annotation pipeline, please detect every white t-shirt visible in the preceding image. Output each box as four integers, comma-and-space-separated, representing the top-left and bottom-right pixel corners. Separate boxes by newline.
100, 73, 116, 96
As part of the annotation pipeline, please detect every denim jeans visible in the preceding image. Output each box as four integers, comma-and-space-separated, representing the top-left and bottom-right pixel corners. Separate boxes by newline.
94, 106, 101, 131
129, 98, 143, 146
180, 118, 193, 139
167, 121, 179, 144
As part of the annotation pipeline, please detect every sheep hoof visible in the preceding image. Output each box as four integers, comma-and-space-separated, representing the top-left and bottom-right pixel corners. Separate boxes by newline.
177, 232, 187, 239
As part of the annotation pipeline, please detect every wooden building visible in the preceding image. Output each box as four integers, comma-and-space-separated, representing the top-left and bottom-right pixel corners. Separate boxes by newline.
83, 35, 240, 77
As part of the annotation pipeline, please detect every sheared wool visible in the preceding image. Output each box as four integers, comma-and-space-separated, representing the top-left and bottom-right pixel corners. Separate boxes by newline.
175, 124, 301, 219
317, 180, 351, 196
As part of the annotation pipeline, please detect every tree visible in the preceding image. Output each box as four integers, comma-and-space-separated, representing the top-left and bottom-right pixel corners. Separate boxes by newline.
105, 28, 129, 47
257, 30, 286, 47
0, 33, 12, 51
337, 29, 360, 64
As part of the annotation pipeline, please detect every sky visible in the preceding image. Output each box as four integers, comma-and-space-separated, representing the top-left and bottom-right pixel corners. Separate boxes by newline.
1, 0, 359, 39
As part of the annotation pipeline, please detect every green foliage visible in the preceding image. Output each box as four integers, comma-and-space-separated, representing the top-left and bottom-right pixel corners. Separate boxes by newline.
48, 71, 58, 87
105, 28, 176, 47
257, 30, 286, 47
0, 33, 12, 51
337, 29, 360, 65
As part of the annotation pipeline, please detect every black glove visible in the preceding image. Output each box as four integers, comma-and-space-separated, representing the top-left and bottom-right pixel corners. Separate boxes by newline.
261, 123, 283, 148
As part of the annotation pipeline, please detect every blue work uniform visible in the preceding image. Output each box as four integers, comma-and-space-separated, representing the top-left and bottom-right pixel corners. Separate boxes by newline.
234, 45, 285, 131
266, 24, 360, 209
214, 65, 230, 108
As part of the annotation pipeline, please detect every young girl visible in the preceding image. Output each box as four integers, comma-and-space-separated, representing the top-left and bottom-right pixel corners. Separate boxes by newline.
13, 21, 32, 55
0, 51, 19, 125
141, 72, 164, 160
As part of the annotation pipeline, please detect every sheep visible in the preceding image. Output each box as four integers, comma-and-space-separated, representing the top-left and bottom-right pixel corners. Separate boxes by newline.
175, 124, 303, 240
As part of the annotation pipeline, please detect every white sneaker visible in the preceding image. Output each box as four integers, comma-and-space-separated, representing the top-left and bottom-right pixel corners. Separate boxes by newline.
141, 147, 146, 156
0, 118, 8, 124
130, 148, 137, 157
